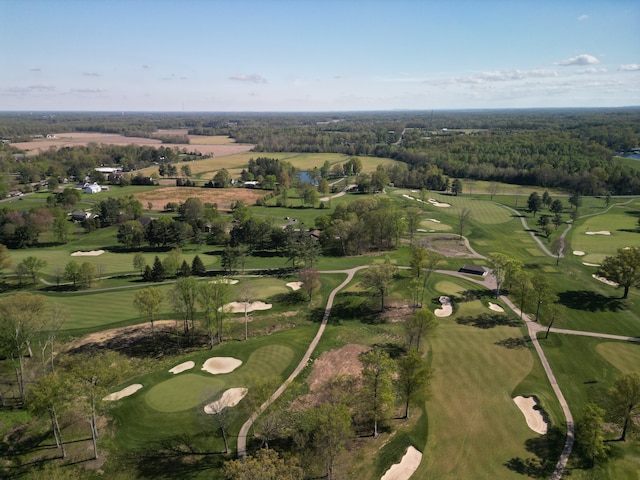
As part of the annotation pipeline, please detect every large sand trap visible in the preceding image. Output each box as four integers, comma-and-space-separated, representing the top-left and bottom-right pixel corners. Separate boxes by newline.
585, 231, 611, 235
71, 250, 105, 256
592, 274, 618, 287
428, 198, 451, 208
380, 446, 423, 480
434, 296, 452, 317
286, 281, 303, 291
204, 387, 248, 414
427, 218, 441, 223
222, 301, 272, 313
488, 302, 505, 312
573, 250, 586, 256
201, 357, 243, 374
209, 278, 238, 284
103, 384, 143, 401
582, 262, 601, 267
169, 361, 195, 374
513, 396, 548, 434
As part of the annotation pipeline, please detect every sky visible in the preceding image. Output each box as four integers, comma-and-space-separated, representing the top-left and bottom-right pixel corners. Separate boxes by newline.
2, 0, 639, 112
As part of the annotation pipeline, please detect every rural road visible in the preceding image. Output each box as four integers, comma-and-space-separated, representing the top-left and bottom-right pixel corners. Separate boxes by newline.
236, 265, 367, 457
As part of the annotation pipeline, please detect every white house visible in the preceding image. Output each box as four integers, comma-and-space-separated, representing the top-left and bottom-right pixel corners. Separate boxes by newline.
84, 183, 101, 194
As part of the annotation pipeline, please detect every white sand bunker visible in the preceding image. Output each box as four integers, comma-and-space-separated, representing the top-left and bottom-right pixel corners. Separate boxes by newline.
202, 357, 243, 375
380, 446, 422, 480
169, 361, 195, 374
204, 387, 248, 414
103, 384, 143, 401
209, 278, 238, 284
428, 198, 451, 207
427, 218, 441, 223
592, 274, 618, 287
573, 250, 586, 256
402, 194, 415, 200
488, 302, 505, 312
223, 301, 272, 313
582, 262, 601, 267
71, 250, 105, 256
286, 281, 303, 291
585, 231, 611, 235
434, 296, 452, 317
513, 396, 548, 434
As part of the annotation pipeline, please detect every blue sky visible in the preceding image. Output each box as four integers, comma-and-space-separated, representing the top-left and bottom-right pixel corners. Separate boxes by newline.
2, 0, 639, 111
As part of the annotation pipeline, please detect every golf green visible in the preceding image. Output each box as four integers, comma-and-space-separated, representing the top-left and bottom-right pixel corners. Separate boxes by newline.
145, 374, 225, 413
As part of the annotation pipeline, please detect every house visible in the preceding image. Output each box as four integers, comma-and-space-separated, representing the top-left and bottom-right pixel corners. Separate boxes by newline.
70, 210, 97, 222
459, 264, 488, 277
84, 183, 101, 194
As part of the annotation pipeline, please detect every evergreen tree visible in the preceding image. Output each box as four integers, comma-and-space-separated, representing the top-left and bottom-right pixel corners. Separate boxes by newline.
191, 255, 206, 276
151, 256, 165, 282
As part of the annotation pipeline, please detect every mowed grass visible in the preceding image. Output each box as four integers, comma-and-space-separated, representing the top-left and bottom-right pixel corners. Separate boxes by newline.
110, 329, 313, 452
418, 286, 551, 479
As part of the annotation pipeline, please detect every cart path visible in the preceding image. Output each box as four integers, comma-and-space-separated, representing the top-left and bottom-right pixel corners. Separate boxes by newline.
236, 265, 367, 457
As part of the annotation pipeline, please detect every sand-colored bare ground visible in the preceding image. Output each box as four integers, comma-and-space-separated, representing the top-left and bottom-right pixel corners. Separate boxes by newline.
169, 361, 195, 374
68, 320, 177, 350
134, 186, 266, 211
380, 446, 423, 480
488, 302, 505, 312
573, 250, 586, 256
201, 357, 243, 375
12, 132, 253, 157
286, 281, 303, 291
71, 250, 105, 256
592, 274, 618, 287
204, 387, 248, 414
103, 384, 143, 401
585, 231, 611, 235
209, 278, 239, 285
513, 396, 548, 434
434, 296, 452, 317
222, 301, 272, 313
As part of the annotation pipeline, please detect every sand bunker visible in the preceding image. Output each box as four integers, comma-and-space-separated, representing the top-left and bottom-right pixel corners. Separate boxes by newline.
380, 446, 423, 480
169, 361, 195, 374
222, 301, 272, 313
103, 384, 143, 401
582, 262, 601, 267
573, 250, 586, 256
427, 218, 441, 223
428, 198, 451, 208
209, 278, 238, 284
201, 357, 243, 375
488, 302, 505, 312
585, 231, 611, 235
592, 274, 618, 287
204, 387, 248, 414
402, 194, 415, 200
286, 281, 303, 291
71, 250, 105, 256
513, 396, 548, 434
434, 296, 452, 317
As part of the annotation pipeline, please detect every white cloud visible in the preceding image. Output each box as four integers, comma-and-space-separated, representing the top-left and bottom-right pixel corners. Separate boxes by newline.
577, 14, 589, 22
576, 67, 607, 74
556, 54, 600, 66
429, 68, 558, 86
83, 72, 100, 77
229, 74, 267, 84
70, 88, 107, 94
619, 64, 640, 71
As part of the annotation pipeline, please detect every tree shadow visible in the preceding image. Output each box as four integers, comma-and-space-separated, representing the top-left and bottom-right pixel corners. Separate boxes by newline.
456, 313, 520, 329
495, 336, 530, 349
557, 290, 626, 312
504, 426, 565, 478
371, 342, 407, 359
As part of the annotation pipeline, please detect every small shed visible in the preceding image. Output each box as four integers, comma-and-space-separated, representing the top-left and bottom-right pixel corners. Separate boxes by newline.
459, 264, 488, 277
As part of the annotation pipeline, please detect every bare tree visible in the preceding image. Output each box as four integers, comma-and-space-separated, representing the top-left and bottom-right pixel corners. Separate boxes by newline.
458, 208, 471, 241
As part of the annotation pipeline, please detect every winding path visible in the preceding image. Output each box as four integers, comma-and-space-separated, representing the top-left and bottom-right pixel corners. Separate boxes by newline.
236, 265, 367, 457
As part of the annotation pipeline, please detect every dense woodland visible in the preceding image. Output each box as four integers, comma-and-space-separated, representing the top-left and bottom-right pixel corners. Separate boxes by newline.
1, 108, 640, 196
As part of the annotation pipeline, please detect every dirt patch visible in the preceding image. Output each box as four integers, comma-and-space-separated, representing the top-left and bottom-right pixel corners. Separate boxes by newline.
380, 303, 414, 323
298, 344, 369, 407
415, 234, 477, 258
68, 320, 177, 351
134, 186, 266, 211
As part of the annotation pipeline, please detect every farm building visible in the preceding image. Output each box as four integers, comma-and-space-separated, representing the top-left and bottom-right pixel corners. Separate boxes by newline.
84, 182, 102, 194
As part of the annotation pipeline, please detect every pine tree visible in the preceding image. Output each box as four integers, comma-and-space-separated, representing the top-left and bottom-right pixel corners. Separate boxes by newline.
151, 256, 165, 282
191, 255, 206, 276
